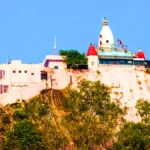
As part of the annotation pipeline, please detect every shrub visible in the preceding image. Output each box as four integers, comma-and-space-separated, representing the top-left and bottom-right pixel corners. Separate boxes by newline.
13, 110, 28, 121
1, 114, 11, 124
130, 89, 133, 93
145, 68, 150, 74
96, 70, 101, 75
137, 80, 141, 85
114, 91, 119, 95
2, 119, 46, 150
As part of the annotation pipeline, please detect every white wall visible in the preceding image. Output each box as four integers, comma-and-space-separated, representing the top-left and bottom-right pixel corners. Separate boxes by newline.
0, 60, 43, 91
43, 55, 67, 70
48, 61, 66, 70
87, 56, 98, 69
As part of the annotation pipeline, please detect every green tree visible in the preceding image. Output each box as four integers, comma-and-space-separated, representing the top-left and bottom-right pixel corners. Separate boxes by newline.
2, 119, 46, 150
59, 49, 88, 68
109, 122, 150, 150
109, 98, 150, 150
136, 98, 150, 124
22, 95, 68, 149
62, 79, 126, 149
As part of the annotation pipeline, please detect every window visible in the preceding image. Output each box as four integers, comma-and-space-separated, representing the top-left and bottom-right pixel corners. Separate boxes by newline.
91, 61, 95, 66
31, 73, 34, 75
54, 66, 59, 69
24, 70, 27, 73
41, 74, 47, 80
13, 70, 16, 73
18, 70, 22, 73
106, 40, 109, 43
0, 70, 5, 79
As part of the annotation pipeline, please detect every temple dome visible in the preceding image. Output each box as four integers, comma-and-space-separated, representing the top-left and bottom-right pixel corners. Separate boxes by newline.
86, 44, 97, 56
137, 49, 146, 60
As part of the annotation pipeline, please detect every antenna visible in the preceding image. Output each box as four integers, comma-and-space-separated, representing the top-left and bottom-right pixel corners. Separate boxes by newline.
53, 36, 56, 55
7, 54, 11, 64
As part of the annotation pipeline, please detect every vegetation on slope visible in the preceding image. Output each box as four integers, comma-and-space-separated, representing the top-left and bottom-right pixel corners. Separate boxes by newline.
109, 98, 150, 150
145, 68, 150, 74
0, 79, 150, 149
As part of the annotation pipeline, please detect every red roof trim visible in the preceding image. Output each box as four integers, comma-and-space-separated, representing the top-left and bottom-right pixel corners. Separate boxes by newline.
86, 44, 98, 56
137, 51, 146, 60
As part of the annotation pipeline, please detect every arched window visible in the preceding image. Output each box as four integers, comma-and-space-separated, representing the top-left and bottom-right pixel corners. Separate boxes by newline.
106, 40, 109, 43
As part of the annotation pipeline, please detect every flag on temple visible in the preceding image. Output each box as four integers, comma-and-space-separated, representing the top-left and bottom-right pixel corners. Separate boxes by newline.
118, 38, 122, 45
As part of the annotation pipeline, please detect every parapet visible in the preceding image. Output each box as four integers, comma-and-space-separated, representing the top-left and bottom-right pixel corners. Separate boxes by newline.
11, 60, 22, 65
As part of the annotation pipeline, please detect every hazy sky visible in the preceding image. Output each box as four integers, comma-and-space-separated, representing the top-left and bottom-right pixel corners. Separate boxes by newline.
0, 0, 150, 63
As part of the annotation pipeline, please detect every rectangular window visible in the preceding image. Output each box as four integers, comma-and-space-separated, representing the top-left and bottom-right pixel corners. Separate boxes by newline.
0, 70, 5, 79
31, 73, 34, 75
24, 70, 27, 73
91, 61, 95, 66
54, 66, 59, 69
0, 85, 9, 94
4, 85, 8, 93
18, 70, 22, 73
13, 70, 16, 73
128, 61, 132, 64
0, 84, 2, 94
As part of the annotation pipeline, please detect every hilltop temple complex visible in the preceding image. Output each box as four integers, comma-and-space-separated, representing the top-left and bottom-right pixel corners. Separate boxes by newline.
0, 17, 150, 108
87, 17, 149, 68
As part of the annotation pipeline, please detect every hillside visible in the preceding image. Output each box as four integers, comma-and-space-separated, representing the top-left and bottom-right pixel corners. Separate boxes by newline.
0, 79, 150, 150
49, 66, 150, 122
1, 65, 150, 123
0, 81, 126, 150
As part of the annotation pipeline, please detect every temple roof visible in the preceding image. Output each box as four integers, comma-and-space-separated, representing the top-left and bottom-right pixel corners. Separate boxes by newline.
137, 49, 146, 60
86, 44, 97, 56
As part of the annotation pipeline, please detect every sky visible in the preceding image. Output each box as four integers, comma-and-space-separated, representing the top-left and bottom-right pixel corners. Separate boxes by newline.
0, 0, 150, 63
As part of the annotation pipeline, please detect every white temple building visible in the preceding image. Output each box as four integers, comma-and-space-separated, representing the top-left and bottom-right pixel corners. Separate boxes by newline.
0, 55, 67, 106
98, 17, 114, 50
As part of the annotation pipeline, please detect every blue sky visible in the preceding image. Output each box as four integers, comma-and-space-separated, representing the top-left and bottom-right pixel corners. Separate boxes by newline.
0, 0, 150, 63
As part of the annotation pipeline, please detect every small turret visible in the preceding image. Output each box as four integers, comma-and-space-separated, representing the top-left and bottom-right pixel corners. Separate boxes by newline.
86, 43, 98, 69
86, 43, 98, 56
137, 49, 146, 60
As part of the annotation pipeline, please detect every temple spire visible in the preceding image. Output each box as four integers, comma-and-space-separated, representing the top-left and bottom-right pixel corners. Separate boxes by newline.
103, 17, 108, 26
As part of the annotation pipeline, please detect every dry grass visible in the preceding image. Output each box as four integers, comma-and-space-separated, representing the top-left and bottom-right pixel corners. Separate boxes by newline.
114, 91, 119, 95
145, 68, 150, 74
